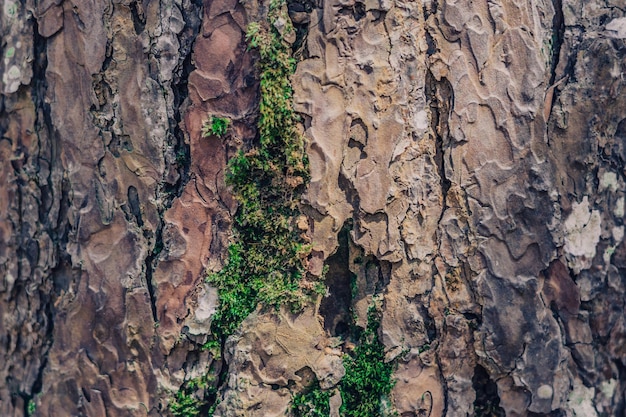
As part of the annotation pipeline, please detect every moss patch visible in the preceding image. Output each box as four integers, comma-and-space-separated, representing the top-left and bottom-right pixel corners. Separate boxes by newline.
291, 381, 332, 417
171, 0, 313, 414
202, 116, 230, 138
339, 304, 396, 417
205, 0, 310, 352
290, 303, 397, 417
169, 375, 217, 417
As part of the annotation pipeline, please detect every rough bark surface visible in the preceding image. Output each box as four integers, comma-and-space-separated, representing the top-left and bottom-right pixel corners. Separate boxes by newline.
1, 0, 625, 416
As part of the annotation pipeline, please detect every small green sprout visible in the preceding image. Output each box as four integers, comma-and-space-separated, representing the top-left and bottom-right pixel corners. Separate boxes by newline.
202, 116, 230, 138
27, 399, 36, 416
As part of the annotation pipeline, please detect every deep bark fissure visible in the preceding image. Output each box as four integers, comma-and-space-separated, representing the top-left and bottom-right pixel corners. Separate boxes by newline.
288, 0, 314, 58
144, 247, 160, 324
472, 365, 505, 417
426, 81, 452, 210
20, 18, 57, 413
424, 14, 452, 217
319, 221, 354, 337
615, 361, 626, 416
144, 0, 202, 326
129, 1, 147, 34
437, 355, 450, 416
549, 0, 565, 86
428, 72, 452, 210
338, 168, 360, 214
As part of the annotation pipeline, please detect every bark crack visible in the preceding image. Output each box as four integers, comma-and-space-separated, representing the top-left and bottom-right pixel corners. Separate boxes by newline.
19, 16, 58, 414
144, 0, 202, 326
425, 67, 452, 218
549, 0, 564, 87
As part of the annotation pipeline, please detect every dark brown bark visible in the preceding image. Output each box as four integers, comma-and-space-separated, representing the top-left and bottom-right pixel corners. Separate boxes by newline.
1, 0, 625, 416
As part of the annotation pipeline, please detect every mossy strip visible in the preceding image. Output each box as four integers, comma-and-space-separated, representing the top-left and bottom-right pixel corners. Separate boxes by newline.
205, 0, 310, 351
339, 305, 396, 417
170, 1, 310, 414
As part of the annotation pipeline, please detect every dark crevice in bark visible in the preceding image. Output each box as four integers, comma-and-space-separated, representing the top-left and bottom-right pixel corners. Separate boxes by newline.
424, 1, 452, 216
435, 357, 449, 416
549, 0, 565, 86
426, 68, 452, 217
338, 169, 360, 214
34, 58, 55, 230
144, 251, 160, 323
463, 311, 482, 326
374, 259, 391, 293
423, 0, 437, 21
338, 119, 365, 214
163, 0, 202, 203
210, 343, 231, 413
543, 0, 569, 128
425, 26, 437, 55
24, 17, 57, 413
421, 300, 437, 344
143, 0, 203, 326
129, 1, 147, 35
472, 365, 505, 417
424, 9, 457, 416
127, 186, 144, 227
168, 52, 194, 199
319, 221, 354, 337
288, 0, 314, 58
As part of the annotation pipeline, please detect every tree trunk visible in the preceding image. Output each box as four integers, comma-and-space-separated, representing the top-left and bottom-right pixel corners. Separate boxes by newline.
1, 0, 624, 416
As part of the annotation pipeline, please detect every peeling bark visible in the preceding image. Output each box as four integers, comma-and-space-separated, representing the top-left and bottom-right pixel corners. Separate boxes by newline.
1, 0, 625, 416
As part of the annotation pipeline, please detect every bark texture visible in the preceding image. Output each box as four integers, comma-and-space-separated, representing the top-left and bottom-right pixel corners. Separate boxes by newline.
1, 0, 625, 416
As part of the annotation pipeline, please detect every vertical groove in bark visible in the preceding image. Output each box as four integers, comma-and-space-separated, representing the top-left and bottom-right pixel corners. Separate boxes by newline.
23, 17, 56, 415
0, 3, 58, 415
549, 0, 564, 86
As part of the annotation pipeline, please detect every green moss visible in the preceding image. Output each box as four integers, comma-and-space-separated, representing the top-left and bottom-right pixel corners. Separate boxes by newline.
171, 9, 317, 416
169, 375, 216, 417
339, 305, 396, 417
202, 116, 231, 138
204, 0, 310, 351
173, 0, 312, 413
291, 381, 331, 417
170, 391, 201, 417
27, 399, 36, 417
288, 304, 397, 417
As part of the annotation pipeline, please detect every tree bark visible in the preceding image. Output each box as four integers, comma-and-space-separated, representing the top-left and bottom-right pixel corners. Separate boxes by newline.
1, 0, 625, 416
